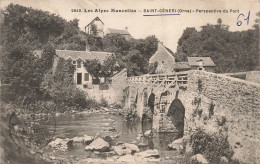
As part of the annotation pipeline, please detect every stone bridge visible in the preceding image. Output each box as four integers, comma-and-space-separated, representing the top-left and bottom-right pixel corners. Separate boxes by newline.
124, 70, 260, 163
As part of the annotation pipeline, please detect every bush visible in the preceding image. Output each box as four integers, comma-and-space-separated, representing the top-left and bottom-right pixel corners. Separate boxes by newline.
85, 99, 100, 109
190, 128, 234, 163
40, 58, 88, 111
124, 107, 139, 122
100, 97, 108, 107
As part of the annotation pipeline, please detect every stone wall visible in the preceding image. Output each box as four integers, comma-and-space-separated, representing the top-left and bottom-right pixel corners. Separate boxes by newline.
183, 70, 260, 163
126, 70, 260, 163
84, 69, 127, 105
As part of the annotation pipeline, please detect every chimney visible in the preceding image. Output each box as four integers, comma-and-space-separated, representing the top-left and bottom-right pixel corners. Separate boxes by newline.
125, 27, 128, 31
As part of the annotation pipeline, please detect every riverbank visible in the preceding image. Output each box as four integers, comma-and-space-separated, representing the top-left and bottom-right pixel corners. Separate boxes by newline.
2, 105, 194, 163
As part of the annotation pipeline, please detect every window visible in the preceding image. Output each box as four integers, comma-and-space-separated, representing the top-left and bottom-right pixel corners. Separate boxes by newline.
84, 73, 89, 81
77, 60, 81, 68
73, 61, 76, 65
162, 61, 164, 63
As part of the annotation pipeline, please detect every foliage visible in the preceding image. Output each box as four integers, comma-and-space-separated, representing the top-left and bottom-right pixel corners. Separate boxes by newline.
1, 4, 88, 51
176, 18, 259, 73
85, 99, 100, 109
40, 44, 56, 71
0, 45, 45, 104
208, 102, 215, 118
41, 58, 87, 110
124, 108, 139, 122
190, 129, 234, 163
84, 59, 102, 82
100, 97, 108, 107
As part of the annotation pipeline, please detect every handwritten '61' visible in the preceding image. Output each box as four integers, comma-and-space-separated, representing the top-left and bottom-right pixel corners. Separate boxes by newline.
237, 11, 250, 26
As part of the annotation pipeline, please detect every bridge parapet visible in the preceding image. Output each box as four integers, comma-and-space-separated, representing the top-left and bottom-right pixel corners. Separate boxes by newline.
126, 71, 189, 88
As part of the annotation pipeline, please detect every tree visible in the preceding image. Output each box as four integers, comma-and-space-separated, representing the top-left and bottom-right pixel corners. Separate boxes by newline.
217, 18, 222, 26
101, 55, 120, 81
0, 45, 45, 103
41, 43, 56, 71
84, 59, 102, 83
176, 20, 259, 73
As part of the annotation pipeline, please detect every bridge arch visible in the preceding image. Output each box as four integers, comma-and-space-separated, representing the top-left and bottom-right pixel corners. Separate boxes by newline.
146, 92, 156, 119
167, 98, 185, 137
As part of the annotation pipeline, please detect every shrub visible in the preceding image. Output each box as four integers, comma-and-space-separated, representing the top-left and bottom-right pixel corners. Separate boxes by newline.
190, 128, 234, 163
85, 99, 100, 109
101, 97, 108, 107
208, 102, 215, 118
124, 107, 139, 122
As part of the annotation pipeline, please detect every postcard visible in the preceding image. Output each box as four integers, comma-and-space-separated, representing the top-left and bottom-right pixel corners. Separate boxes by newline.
0, 0, 259, 163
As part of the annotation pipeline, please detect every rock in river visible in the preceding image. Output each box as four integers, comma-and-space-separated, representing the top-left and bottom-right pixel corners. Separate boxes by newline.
112, 143, 140, 156
191, 154, 209, 164
144, 130, 152, 137
84, 138, 110, 152
48, 138, 73, 151
71, 135, 93, 145
168, 138, 183, 151
135, 149, 160, 158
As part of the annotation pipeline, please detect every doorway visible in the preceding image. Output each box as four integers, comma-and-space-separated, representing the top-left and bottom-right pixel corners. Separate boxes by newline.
77, 73, 82, 85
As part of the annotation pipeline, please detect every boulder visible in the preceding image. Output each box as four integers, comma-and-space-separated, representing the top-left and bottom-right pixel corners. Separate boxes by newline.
112, 145, 132, 156
82, 135, 94, 145
168, 138, 183, 151
144, 130, 152, 137
135, 149, 160, 158
220, 156, 229, 163
112, 143, 139, 156
191, 154, 209, 164
117, 154, 136, 162
72, 136, 83, 143
185, 142, 193, 155
124, 143, 140, 153
84, 138, 110, 152
48, 138, 73, 151
138, 143, 148, 147
71, 135, 93, 145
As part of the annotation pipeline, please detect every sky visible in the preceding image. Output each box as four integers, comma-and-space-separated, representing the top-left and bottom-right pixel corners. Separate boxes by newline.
1, 0, 259, 52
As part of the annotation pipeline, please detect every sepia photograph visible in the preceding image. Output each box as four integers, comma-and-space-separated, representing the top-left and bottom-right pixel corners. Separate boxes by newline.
0, 0, 259, 163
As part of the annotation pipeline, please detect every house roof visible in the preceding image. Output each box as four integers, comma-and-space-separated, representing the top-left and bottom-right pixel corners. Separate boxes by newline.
107, 28, 130, 35
85, 16, 104, 28
33, 50, 112, 63
187, 57, 215, 66
149, 42, 175, 63
174, 62, 191, 69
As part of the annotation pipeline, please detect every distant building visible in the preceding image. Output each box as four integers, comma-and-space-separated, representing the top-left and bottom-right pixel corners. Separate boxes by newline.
149, 42, 175, 74
85, 17, 104, 38
201, 24, 229, 31
34, 48, 113, 88
85, 17, 131, 40
174, 62, 191, 72
148, 42, 216, 74
187, 57, 216, 72
106, 27, 132, 40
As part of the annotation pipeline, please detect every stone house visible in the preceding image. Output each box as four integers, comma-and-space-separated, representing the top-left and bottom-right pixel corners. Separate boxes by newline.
85, 17, 105, 38
148, 42, 216, 73
106, 27, 132, 40
85, 17, 131, 40
34, 48, 113, 88
187, 57, 216, 72
55, 49, 113, 88
149, 42, 175, 74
